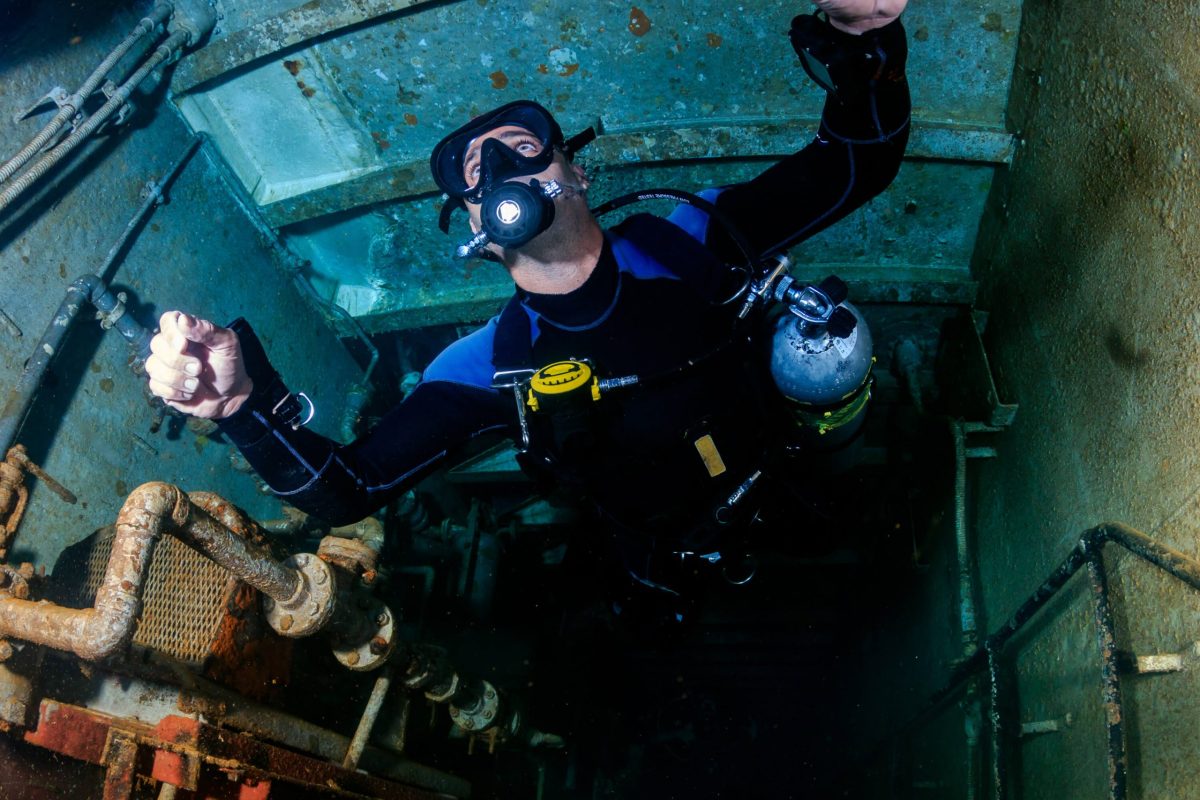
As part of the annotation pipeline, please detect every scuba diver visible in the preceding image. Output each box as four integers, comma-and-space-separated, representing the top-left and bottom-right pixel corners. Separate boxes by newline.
146, 0, 911, 611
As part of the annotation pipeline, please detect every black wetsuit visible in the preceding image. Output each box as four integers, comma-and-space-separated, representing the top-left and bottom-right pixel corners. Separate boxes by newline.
218, 19, 911, 582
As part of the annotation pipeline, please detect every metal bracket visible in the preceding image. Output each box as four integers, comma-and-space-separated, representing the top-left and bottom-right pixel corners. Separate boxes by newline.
15, 85, 71, 123
14, 86, 83, 154
94, 80, 135, 133
937, 310, 1019, 428
95, 291, 128, 330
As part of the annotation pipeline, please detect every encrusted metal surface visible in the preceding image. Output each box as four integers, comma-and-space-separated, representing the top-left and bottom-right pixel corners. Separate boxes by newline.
174, 0, 1022, 329
0, 1, 363, 573
79, 527, 235, 666
172, 0, 469, 95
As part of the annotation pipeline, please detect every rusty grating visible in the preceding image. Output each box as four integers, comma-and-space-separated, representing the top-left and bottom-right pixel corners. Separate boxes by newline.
79, 528, 237, 666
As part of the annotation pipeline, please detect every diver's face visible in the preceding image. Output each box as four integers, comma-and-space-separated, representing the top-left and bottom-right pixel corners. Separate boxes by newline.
461, 124, 546, 193
463, 126, 590, 245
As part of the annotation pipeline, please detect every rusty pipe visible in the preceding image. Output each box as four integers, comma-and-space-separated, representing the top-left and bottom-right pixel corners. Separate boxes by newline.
0, 29, 191, 215
0, 483, 185, 659
0, 2, 173, 184
0, 275, 154, 455
0, 483, 301, 660
343, 669, 393, 770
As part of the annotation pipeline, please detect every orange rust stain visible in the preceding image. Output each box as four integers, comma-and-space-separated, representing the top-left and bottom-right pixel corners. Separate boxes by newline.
537, 64, 549, 74
371, 131, 391, 150
404, 113, 418, 125
628, 6, 651, 36
490, 70, 509, 89
560, 63, 579, 77
628, 6, 648, 36
283, 59, 302, 75
204, 583, 293, 703
298, 81, 316, 98
706, 32, 723, 48
69, 36, 82, 46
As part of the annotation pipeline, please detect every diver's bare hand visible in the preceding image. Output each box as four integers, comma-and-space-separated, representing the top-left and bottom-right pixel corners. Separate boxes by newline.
146, 311, 253, 419
812, 0, 907, 34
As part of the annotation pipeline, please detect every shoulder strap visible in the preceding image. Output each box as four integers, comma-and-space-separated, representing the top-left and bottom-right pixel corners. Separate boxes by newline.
611, 213, 732, 302
490, 213, 736, 374
491, 292, 534, 375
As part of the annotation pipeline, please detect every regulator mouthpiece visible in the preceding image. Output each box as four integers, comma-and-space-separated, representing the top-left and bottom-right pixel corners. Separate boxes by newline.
456, 179, 564, 258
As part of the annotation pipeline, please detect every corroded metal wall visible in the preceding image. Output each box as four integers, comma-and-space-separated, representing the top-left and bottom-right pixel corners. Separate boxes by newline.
0, 0, 362, 571
968, 0, 1200, 797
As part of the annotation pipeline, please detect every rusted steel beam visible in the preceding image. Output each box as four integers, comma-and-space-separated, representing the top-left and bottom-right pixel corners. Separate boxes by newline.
23, 701, 123, 764
22, 702, 459, 799
172, 0, 468, 95
152, 715, 202, 791
155, 715, 453, 799
1084, 547, 1128, 800
878, 522, 1200, 800
101, 732, 139, 800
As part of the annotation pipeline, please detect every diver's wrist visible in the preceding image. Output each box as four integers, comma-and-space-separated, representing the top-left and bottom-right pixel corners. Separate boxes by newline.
828, 18, 878, 35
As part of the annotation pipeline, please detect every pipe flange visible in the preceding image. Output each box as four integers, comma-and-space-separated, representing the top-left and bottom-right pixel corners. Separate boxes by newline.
421, 671, 459, 701
262, 553, 335, 638
331, 600, 396, 672
450, 681, 500, 732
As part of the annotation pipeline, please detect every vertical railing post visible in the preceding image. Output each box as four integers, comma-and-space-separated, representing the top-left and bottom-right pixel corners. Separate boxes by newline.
1083, 544, 1128, 800
985, 642, 1007, 800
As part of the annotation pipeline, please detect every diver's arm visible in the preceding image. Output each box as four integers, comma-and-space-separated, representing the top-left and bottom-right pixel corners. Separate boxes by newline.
214, 320, 513, 526
702, 14, 910, 262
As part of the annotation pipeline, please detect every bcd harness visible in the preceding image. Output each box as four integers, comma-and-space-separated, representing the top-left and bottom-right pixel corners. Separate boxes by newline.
488, 214, 774, 594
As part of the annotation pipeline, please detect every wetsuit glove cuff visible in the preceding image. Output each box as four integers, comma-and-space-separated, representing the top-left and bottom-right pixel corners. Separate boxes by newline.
215, 318, 297, 446
800, 16, 910, 142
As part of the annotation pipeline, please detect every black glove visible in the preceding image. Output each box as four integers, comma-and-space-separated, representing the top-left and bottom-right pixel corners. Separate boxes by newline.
224, 318, 310, 430
789, 12, 908, 103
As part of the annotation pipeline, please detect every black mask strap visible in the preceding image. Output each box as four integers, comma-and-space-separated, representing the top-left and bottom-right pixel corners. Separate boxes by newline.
563, 126, 597, 159
438, 196, 466, 234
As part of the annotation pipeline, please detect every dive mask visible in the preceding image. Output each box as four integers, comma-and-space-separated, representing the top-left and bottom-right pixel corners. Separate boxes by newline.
431, 100, 564, 202
431, 100, 596, 256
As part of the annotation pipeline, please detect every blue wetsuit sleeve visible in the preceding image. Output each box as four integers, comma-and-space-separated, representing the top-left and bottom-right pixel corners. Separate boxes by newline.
673, 17, 911, 262
217, 322, 512, 526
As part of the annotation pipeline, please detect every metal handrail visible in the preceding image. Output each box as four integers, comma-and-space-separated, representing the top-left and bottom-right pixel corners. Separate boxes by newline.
852, 522, 1200, 800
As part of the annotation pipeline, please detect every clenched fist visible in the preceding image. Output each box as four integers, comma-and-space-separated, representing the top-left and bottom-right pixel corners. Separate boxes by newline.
813, 0, 907, 33
146, 311, 253, 419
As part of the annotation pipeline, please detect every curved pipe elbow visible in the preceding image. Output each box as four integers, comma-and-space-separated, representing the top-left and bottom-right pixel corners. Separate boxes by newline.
74, 482, 186, 659
0, 483, 184, 661
74, 598, 139, 661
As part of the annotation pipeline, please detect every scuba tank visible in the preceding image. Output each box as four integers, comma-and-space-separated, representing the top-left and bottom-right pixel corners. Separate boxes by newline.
589, 190, 874, 456
739, 262, 874, 459
768, 273, 873, 462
